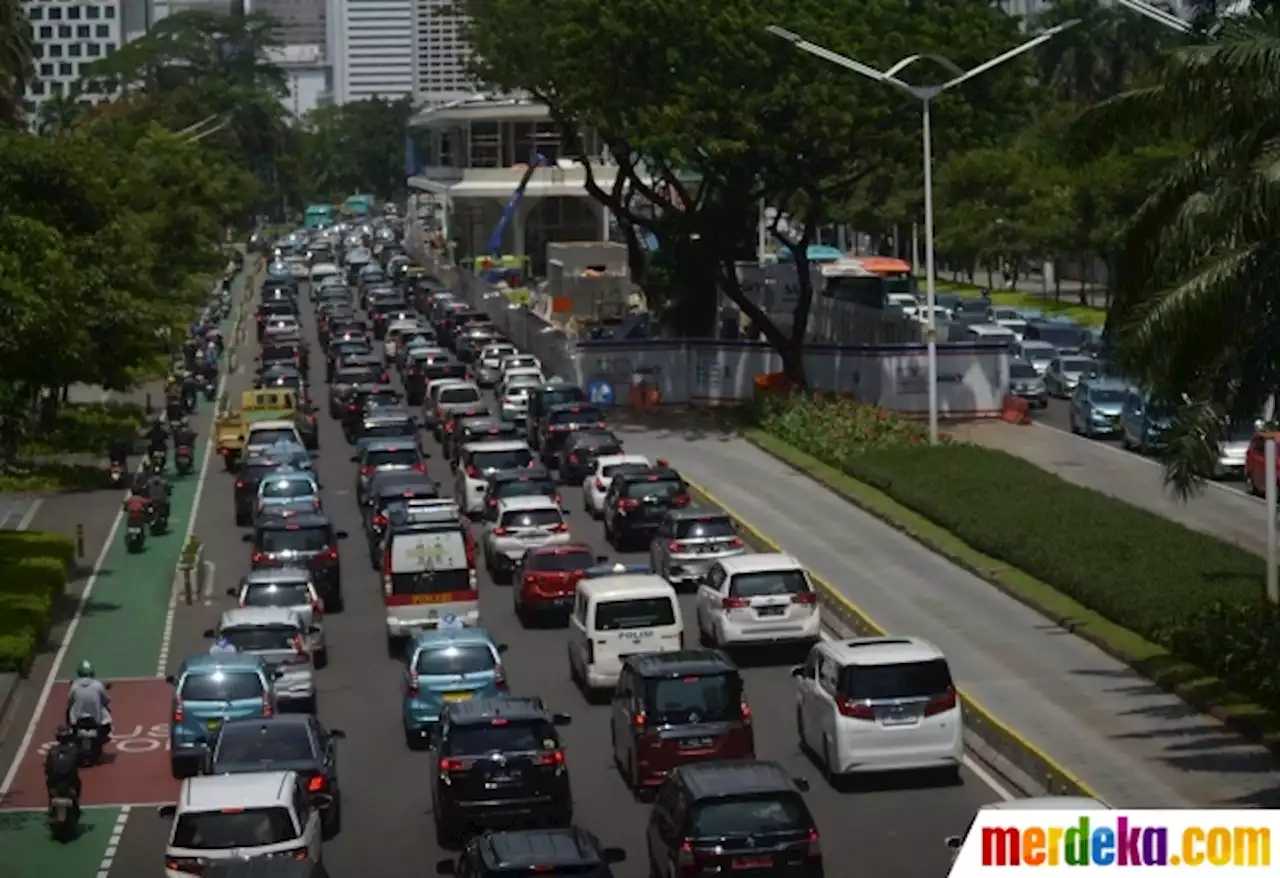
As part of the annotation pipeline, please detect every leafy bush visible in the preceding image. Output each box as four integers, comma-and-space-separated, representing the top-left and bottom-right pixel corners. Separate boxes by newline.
21, 402, 145, 456
0, 460, 107, 492
0, 532, 74, 672
756, 394, 1279, 708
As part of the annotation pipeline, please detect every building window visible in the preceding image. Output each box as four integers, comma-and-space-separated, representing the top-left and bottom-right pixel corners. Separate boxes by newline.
59, 62, 73, 76
39, 63, 53, 76
77, 24, 90, 37
38, 25, 52, 38
78, 62, 90, 76
95, 24, 108, 36
31, 81, 45, 96
49, 43, 62, 57
68, 5, 81, 18
58, 24, 70, 37
104, 5, 114, 16
469, 121, 500, 168
51, 80, 64, 94
105, 42, 115, 53
82, 80, 98, 94
87, 43, 99, 56
86, 5, 99, 17
29, 6, 42, 20
48, 6, 61, 19
68, 44, 81, 57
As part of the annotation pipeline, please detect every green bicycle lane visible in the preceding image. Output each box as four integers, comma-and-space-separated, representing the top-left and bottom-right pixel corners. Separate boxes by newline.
0, 272, 249, 877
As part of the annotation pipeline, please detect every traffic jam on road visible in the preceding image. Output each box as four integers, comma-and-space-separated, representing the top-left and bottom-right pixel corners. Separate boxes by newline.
140, 213, 1030, 878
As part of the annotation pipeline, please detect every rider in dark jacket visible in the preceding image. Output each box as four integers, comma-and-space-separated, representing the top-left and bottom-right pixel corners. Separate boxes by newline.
173, 419, 198, 451
45, 725, 81, 803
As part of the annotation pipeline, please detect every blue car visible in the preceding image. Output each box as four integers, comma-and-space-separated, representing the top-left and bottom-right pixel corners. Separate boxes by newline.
167, 654, 278, 778
1068, 378, 1130, 438
401, 628, 508, 749
1120, 388, 1175, 454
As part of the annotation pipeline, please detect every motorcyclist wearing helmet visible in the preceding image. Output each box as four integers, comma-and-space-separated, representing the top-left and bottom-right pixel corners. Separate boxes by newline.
44, 725, 82, 805
210, 635, 238, 655
180, 371, 198, 412
145, 471, 172, 524
173, 417, 198, 452
66, 661, 111, 744
123, 477, 153, 525
108, 435, 132, 470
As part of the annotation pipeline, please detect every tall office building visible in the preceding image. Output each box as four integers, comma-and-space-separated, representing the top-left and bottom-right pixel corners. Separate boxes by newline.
329, 0, 414, 103
248, 0, 325, 45
412, 0, 472, 106
23, 0, 124, 112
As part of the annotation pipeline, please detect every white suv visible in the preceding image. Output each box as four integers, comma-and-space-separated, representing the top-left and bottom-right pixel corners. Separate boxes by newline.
792, 636, 963, 783
482, 495, 571, 583
695, 553, 820, 647
161, 771, 323, 875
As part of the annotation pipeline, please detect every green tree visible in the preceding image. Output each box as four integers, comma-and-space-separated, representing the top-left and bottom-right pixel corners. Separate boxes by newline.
35, 90, 87, 135
296, 97, 416, 202
0, 0, 33, 124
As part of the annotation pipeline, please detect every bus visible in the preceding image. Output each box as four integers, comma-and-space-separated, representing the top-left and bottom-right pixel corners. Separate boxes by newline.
344, 194, 376, 216
820, 256, 915, 308
304, 203, 334, 230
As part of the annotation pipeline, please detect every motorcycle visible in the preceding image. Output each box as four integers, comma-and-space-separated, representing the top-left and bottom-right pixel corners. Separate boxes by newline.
149, 450, 166, 474
175, 446, 193, 476
74, 718, 104, 767
203, 377, 217, 401
47, 783, 79, 841
107, 460, 125, 487
125, 521, 146, 553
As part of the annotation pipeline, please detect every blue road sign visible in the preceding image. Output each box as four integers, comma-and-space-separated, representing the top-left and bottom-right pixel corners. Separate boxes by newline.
586, 379, 614, 408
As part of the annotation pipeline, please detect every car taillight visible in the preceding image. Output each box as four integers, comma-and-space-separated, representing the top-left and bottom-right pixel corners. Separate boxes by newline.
373, 514, 387, 527
494, 663, 507, 690
262, 694, 273, 716
792, 591, 818, 605
493, 526, 508, 535
805, 827, 823, 864
251, 551, 265, 563
634, 710, 647, 729
677, 840, 702, 877
439, 757, 468, 773
412, 462, 427, 473
307, 774, 327, 793
407, 672, 419, 695
320, 547, 339, 562
312, 597, 325, 614
924, 686, 958, 717
348, 403, 360, 411
594, 478, 605, 491
669, 541, 685, 552
550, 523, 569, 532
534, 749, 564, 767
836, 694, 875, 720
286, 635, 309, 664
465, 465, 480, 478
567, 453, 578, 464
235, 480, 245, 489
380, 372, 389, 383
672, 493, 691, 507
312, 497, 321, 509
360, 465, 374, 476
617, 498, 640, 510
741, 701, 752, 723
722, 596, 748, 610
166, 858, 205, 875
553, 493, 562, 505
728, 536, 744, 547
172, 700, 184, 723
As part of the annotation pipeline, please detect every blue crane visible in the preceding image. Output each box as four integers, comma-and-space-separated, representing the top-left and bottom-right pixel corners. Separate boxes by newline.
482, 152, 547, 283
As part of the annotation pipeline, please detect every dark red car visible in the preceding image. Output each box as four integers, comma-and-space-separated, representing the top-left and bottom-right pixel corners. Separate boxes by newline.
610, 650, 754, 793
512, 544, 599, 624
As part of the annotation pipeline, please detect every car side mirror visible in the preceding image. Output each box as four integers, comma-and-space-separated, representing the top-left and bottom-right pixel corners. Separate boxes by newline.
158, 804, 177, 819
165, 675, 176, 685
349, 454, 359, 462
792, 777, 810, 792
335, 531, 349, 540
946, 836, 962, 850
603, 848, 627, 864
496, 644, 508, 654
790, 665, 804, 677
330, 729, 346, 739
596, 555, 608, 563
435, 860, 457, 876
226, 587, 237, 597
552, 712, 572, 726
202, 629, 216, 638
242, 534, 253, 543
274, 669, 285, 679
309, 625, 321, 635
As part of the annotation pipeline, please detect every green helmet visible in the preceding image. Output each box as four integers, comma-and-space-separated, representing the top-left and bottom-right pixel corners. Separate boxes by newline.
76, 660, 94, 678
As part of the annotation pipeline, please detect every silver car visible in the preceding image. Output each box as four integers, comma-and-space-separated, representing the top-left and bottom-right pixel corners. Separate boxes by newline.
230, 569, 327, 666
476, 343, 519, 386
650, 508, 747, 587
1044, 355, 1097, 398
1014, 340, 1056, 376
482, 495, 571, 582
205, 607, 317, 712
499, 379, 540, 427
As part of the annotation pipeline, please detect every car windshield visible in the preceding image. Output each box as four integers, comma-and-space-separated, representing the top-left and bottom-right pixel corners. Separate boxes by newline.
496, 478, 555, 499
840, 658, 953, 700
728, 569, 809, 598
1090, 389, 1125, 404
675, 517, 734, 539
179, 671, 264, 701
215, 724, 314, 764
440, 387, 481, 405
483, 347, 517, 361
1063, 358, 1095, 373
244, 582, 311, 608
594, 597, 676, 630
415, 644, 496, 675
527, 549, 595, 572
366, 391, 400, 407
261, 479, 312, 499
624, 478, 684, 500
249, 429, 296, 446
603, 463, 647, 478
221, 625, 299, 652
500, 508, 563, 528
259, 527, 330, 553
1010, 362, 1038, 379
363, 421, 414, 438
367, 448, 419, 468
647, 673, 740, 723
447, 720, 556, 756
472, 448, 533, 471
171, 808, 297, 849
549, 407, 602, 425
690, 794, 809, 838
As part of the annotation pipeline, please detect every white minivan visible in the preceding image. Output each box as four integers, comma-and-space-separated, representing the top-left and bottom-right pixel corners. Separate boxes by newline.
567, 567, 683, 700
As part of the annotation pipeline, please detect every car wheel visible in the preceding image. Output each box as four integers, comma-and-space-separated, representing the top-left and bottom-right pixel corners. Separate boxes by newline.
434, 813, 458, 849
323, 797, 342, 839
314, 650, 328, 670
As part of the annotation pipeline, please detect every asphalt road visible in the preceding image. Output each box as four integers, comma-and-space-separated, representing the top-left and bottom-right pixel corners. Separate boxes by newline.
109, 281, 1005, 878
1030, 396, 1252, 496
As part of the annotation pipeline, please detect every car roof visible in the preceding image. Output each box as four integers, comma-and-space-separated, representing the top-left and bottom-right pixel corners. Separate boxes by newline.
178, 771, 296, 813
361, 438, 417, 451
673, 760, 801, 800
490, 467, 552, 483
444, 695, 549, 725
575, 573, 672, 599
596, 454, 649, 469
548, 401, 598, 412
363, 408, 413, 421
374, 476, 435, 497
824, 636, 946, 667
249, 419, 297, 430
242, 568, 314, 586
258, 471, 316, 483
463, 439, 529, 453
565, 430, 619, 445
526, 542, 593, 557
477, 827, 605, 870
220, 606, 303, 628
256, 512, 331, 529
410, 627, 500, 650
615, 467, 683, 482
179, 653, 268, 673
627, 649, 737, 678
1082, 378, 1128, 392
716, 552, 804, 574
496, 495, 560, 511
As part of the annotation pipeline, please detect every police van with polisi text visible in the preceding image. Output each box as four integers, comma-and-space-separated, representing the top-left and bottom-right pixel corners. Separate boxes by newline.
382, 498, 478, 650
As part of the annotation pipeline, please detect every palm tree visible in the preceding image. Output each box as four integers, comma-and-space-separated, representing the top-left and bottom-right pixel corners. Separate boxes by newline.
0, 0, 34, 123
1093, 9, 1280, 495
36, 90, 85, 135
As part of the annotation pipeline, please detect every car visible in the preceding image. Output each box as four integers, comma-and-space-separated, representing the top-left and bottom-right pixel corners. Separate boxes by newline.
498, 378, 541, 428
537, 403, 607, 467
556, 429, 623, 486
479, 468, 560, 521
1013, 339, 1056, 375
161, 771, 324, 874
511, 543, 598, 625
1120, 387, 1174, 454
327, 368, 379, 418
526, 384, 588, 451
342, 384, 402, 440
646, 761, 823, 878
695, 553, 820, 649
611, 650, 754, 792
167, 654, 277, 778
792, 636, 963, 782
455, 326, 504, 363
475, 342, 520, 386
440, 403, 496, 458
401, 627, 509, 748
449, 417, 520, 463
244, 514, 348, 612
430, 696, 573, 846
205, 715, 346, 838
602, 467, 691, 550
203, 607, 318, 712
456, 440, 538, 516
430, 382, 485, 439
352, 438, 427, 503
1008, 359, 1047, 409
1068, 378, 1129, 437
436, 827, 626, 878
363, 472, 439, 565
482, 495, 572, 583
229, 568, 328, 665
649, 508, 746, 588
1044, 354, 1099, 398
255, 470, 322, 522
582, 454, 650, 518
354, 406, 417, 443
235, 455, 292, 527
244, 420, 306, 458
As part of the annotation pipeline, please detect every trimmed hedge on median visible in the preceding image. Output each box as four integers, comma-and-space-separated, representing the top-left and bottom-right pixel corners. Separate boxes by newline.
0, 531, 75, 672
754, 393, 1279, 710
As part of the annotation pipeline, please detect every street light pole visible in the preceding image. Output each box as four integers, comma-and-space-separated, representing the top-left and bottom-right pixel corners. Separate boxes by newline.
767, 21, 1079, 443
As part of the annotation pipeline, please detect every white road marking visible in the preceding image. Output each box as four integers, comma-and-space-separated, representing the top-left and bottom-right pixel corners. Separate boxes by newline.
96, 805, 131, 878
16, 498, 43, 531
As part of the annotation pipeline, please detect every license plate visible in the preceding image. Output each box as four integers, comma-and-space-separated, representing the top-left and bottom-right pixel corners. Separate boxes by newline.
732, 857, 772, 870
880, 708, 919, 726
678, 737, 714, 750
206, 719, 221, 731
757, 606, 786, 617
442, 692, 472, 702
410, 594, 449, 604
486, 771, 520, 784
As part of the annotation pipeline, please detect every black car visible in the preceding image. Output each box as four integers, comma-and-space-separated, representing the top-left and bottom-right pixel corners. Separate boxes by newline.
328, 369, 379, 417
205, 715, 346, 839
537, 403, 606, 467
244, 514, 348, 611
431, 697, 573, 847
450, 418, 519, 464
602, 468, 690, 550
480, 469, 559, 521
647, 761, 822, 878
326, 338, 374, 381
260, 342, 306, 373
364, 473, 439, 565
338, 353, 388, 385
527, 385, 588, 451
234, 456, 290, 527
343, 384, 403, 440
437, 828, 626, 878
557, 430, 623, 486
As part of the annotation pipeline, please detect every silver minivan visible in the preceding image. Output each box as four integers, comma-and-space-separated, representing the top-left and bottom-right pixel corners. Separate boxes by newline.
205, 607, 317, 713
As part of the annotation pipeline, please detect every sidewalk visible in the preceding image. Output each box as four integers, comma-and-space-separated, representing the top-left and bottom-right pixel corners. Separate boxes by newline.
615, 421, 1280, 808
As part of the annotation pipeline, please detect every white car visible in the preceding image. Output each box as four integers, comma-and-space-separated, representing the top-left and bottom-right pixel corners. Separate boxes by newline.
476, 342, 520, 386
285, 256, 311, 279
455, 439, 536, 515
582, 453, 650, 518
499, 354, 542, 381
244, 420, 305, 456
482, 495, 571, 582
498, 368, 544, 399
310, 262, 342, 283
206, 607, 317, 712
793, 636, 964, 781
499, 379, 542, 426
696, 553, 820, 647
161, 771, 323, 876
423, 378, 477, 432
232, 568, 327, 666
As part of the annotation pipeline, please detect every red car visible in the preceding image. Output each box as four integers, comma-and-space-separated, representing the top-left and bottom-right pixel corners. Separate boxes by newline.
1245, 431, 1280, 496
512, 543, 599, 625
